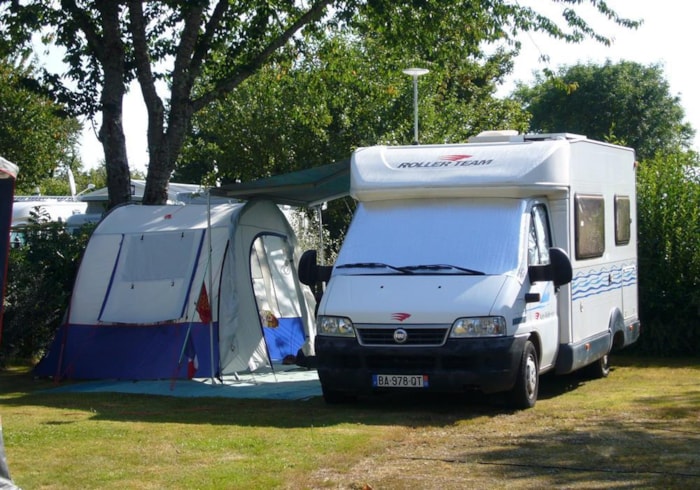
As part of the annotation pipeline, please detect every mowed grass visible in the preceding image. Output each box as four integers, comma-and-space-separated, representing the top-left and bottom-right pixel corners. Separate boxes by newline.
1, 356, 699, 489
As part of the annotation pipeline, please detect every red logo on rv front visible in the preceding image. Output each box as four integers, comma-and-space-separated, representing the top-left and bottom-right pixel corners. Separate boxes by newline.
392, 312, 411, 322
440, 154, 472, 161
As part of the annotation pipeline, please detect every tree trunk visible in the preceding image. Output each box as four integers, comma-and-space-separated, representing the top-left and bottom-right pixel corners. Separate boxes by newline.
134, 0, 334, 204
98, 2, 131, 210
99, 95, 130, 209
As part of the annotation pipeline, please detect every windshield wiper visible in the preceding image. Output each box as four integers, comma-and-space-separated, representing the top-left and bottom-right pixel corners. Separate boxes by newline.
336, 262, 412, 273
401, 264, 485, 275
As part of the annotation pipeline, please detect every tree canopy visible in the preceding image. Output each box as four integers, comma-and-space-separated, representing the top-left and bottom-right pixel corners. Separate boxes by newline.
514, 60, 695, 161
175, 32, 529, 186
0, 59, 81, 193
0, 1, 640, 206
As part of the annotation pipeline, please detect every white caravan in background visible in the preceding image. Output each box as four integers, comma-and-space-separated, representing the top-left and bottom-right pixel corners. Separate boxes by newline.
300, 131, 640, 408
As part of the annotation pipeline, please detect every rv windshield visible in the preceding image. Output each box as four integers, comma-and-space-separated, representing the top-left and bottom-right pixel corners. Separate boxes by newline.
335, 198, 525, 276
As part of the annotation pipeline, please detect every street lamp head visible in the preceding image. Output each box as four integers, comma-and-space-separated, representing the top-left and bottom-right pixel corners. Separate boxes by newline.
402, 67, 429, 77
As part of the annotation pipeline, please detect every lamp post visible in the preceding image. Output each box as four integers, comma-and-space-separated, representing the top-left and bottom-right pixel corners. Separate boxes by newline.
402, 67, 429, 144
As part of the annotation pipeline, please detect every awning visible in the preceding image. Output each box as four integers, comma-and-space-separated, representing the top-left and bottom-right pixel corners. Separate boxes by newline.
210, 159, 350, 207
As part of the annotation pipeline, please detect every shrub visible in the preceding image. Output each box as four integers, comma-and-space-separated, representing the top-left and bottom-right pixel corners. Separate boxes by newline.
1, 223, 92, 365
635, 151, 700, 356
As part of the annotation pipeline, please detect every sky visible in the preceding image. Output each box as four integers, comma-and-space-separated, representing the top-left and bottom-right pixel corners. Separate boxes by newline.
78, 0, 697, 173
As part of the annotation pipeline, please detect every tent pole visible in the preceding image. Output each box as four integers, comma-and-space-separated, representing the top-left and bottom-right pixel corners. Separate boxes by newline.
207, 189, 216, 385
316, 205, 324, 265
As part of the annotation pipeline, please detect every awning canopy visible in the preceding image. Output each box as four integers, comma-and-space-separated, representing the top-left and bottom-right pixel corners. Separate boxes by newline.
210, 159, 350, 207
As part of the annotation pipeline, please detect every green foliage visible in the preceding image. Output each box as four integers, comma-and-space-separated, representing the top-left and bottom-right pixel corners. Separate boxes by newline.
514, 61, 695, 161
0, 59, 82, 192
1, 0, 640, 207
27, 166, 107, 197
177, 32, 528, 249
635, 150, 700, 356
177, 31, 528, 216
1, 223, 92, 364
288, 207, 344, 266
513, 60, 699, 356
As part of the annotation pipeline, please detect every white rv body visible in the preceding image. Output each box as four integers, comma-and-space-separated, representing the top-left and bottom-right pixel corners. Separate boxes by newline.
11, 197, 88, 227
313, 132, 640, 408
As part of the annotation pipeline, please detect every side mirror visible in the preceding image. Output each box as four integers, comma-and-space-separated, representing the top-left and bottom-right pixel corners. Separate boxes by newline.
549, 247, 572, 287
528, 247, 572, 287
298, 249, 332, 287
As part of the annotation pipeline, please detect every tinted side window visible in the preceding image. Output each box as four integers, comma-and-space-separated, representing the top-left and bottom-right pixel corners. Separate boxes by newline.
575, 194, 605, 259
615, 195, 631, 245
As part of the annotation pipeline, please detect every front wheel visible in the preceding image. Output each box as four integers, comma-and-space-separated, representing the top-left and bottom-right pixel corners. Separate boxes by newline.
508, 340, 539, 409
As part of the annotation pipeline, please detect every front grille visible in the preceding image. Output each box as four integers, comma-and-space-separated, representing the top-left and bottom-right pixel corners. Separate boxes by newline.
356, 325, 449, 346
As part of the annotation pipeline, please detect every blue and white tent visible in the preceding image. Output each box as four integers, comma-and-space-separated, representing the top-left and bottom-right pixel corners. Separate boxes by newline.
35, 199, 316, 380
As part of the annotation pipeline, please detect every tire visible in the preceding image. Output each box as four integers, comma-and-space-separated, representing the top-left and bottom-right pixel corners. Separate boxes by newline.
321, 384, 356, 404
508, 340, 539, 409
586, 354, 610, 379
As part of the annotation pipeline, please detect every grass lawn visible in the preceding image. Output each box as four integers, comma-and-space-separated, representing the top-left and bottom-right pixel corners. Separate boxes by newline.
1, 356, 699, 489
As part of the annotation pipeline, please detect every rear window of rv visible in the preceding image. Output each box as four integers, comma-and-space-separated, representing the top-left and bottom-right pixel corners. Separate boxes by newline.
615, 195, 631, 245
575, 194, 605, 259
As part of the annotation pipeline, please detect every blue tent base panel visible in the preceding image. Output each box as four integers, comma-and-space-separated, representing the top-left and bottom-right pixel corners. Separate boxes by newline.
34, 318, 309, 381
40, 364, 321, 400
34, 322, 218, 380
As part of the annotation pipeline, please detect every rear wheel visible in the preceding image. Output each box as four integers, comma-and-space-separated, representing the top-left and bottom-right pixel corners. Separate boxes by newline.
508, 340, 539, 409
586, 354, 610, 379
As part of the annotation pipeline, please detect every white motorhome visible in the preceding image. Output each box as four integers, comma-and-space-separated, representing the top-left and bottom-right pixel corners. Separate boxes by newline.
300, 131, 640, 408
10, 197, 88, 247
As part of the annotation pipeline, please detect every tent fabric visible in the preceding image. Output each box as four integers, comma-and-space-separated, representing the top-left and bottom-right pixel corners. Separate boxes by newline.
34, 199, 316, 380
0, 157, 18, 348
218, 201, 311, 373
211, 160, 350, 207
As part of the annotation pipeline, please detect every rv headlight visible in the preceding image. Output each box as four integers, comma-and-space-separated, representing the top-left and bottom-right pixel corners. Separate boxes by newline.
317, 315, 355, 337
450, 316, 506, 337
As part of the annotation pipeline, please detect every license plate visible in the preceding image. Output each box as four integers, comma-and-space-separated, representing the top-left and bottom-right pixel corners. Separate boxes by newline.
372, 374, 429, 388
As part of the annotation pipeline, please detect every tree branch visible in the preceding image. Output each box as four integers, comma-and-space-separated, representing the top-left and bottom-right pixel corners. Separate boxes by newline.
60, 0, 104, 61
192, 0, 334, 112
127, 0, 164, 149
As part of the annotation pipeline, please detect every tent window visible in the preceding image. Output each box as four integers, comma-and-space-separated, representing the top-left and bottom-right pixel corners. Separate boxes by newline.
120, 232, 195, 281
99, 230, 204, 324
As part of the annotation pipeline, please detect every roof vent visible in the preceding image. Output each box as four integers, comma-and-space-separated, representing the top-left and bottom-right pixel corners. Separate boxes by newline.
523, 132, 587, 141
468, 130, 523, 143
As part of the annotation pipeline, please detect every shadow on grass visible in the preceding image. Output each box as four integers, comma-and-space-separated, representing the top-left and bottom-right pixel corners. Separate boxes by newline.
447, 418, 700, 488
1, 356, 698, 430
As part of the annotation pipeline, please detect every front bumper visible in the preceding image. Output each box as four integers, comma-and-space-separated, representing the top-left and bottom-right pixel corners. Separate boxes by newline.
315, 335, 527, 396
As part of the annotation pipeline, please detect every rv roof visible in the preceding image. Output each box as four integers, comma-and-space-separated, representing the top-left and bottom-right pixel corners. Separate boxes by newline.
468, 131, 587, 144
349, 134, 628, 201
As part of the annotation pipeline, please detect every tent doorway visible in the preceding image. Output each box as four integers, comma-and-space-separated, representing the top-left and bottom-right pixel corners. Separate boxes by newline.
250, 233, 306, 363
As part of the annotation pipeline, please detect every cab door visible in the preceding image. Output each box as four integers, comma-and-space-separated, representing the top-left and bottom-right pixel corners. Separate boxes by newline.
526, 203, 559, 371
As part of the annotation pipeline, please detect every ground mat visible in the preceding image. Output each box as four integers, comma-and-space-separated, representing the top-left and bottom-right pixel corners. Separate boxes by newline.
43, 365, 321, 401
